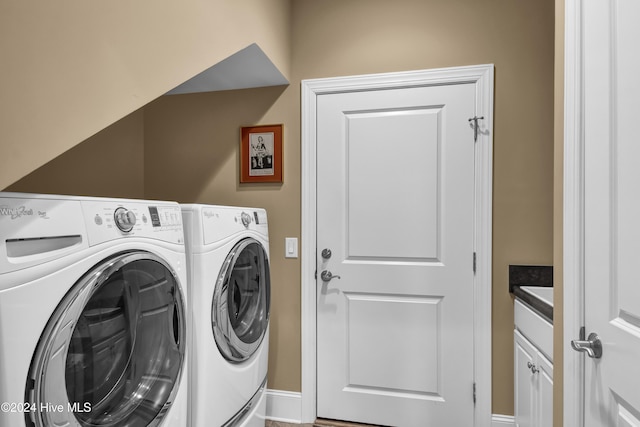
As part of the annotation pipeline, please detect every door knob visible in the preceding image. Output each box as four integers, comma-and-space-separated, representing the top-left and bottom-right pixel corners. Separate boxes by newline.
571, 332, 603, 359
321, 248, 332, 259
320, 270, 341, 282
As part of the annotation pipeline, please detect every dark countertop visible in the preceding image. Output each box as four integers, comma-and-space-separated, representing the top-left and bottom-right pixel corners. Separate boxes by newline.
512, 285, 553, 323
509, 265, 554, 323
509, 265, 553, 293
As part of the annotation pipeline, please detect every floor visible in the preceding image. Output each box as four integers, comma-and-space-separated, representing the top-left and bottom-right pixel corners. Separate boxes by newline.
266, 422, 314, 427
266, 419, 382, 427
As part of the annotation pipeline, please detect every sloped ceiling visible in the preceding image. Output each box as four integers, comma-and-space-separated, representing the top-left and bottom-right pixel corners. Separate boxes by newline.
166, 43, 289, 95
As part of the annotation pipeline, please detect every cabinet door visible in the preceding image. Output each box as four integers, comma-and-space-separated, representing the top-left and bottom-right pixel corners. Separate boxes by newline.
536, 354, 553, 427
514, 330, 536, 427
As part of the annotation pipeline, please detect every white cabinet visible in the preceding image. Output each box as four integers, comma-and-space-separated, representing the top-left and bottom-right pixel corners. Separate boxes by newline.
514, 330, 553, 427
514, 299, 553, 427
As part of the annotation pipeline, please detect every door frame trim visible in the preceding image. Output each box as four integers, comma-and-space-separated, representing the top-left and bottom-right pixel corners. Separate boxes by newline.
563, 0, 585, 425
301, 64, 494, 426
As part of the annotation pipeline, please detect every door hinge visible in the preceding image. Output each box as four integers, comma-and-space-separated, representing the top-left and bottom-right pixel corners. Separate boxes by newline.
473, 382, 476, 405
473, 252, 477, 274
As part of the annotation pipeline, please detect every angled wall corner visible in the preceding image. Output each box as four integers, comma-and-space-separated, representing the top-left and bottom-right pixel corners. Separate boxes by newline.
0, 0, 291, 190
166, 44, 289, 95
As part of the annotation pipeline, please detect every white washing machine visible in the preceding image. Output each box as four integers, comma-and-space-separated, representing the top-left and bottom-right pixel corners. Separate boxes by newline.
0, 192, 188, 427
181, 204, 270, 427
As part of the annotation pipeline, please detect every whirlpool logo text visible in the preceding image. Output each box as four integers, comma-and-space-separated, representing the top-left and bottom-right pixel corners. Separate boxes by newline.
0, 205, 44, 220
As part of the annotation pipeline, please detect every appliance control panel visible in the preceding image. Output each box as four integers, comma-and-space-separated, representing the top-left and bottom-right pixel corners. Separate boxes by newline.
201, 206, 268, 245
0, 194, 184, 276
83, 201, 184, 246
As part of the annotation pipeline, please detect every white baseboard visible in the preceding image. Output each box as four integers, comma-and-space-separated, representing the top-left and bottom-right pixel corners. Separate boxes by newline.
492, 414, 516, 427
266, 389, 302, 424
266, 389, 515, 427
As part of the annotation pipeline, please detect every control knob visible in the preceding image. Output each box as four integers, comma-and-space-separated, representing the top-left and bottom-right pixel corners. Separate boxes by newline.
114, 207, 136, 232
240, 212, 252, 228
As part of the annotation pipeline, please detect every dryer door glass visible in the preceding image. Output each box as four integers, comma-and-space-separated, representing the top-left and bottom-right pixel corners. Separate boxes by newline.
26, 251, 186, 427
212, 238, 270, 363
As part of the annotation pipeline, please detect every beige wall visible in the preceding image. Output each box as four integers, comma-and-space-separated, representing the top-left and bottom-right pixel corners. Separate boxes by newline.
0, 0, 291, 190
3, 0, 556, 417
6, 110, 146, 199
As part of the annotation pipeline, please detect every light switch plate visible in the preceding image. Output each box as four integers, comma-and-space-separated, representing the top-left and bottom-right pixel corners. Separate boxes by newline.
285, 237, 298, 258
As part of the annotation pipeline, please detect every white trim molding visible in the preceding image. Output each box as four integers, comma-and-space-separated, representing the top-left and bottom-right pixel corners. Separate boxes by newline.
265, 389, 303, 424
563, 1, 585, 426
301, 65, 494, 426
491, 414, 516, 427
265, 388, 514, 427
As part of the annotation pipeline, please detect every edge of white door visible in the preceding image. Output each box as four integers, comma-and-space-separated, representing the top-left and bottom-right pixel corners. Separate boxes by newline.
301, 64, 494, 426
563, 1, 585, 426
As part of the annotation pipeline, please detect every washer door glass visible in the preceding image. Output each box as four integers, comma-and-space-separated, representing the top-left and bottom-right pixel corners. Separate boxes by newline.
26, 251, 186, 427
212, 238, 270, 363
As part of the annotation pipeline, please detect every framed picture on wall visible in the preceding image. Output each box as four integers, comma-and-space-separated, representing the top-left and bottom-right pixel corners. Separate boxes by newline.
240, 124, 283, 183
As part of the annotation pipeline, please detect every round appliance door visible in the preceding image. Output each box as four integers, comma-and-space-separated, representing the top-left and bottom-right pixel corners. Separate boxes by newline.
212, 237, 270, 363
26, 251, 186, 427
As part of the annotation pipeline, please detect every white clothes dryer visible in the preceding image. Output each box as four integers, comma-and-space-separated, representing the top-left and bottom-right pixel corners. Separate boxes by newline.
0, 192, 188, 427
181, 205, 270, 427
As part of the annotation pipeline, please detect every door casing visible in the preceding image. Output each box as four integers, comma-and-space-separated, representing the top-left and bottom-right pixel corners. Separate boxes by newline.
301, 65, 494, 425
563, 0, 585, 424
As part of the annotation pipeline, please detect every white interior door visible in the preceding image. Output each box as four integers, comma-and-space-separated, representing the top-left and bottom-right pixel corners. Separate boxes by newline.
316, 81, 477, 426
574, 0, 640, 425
